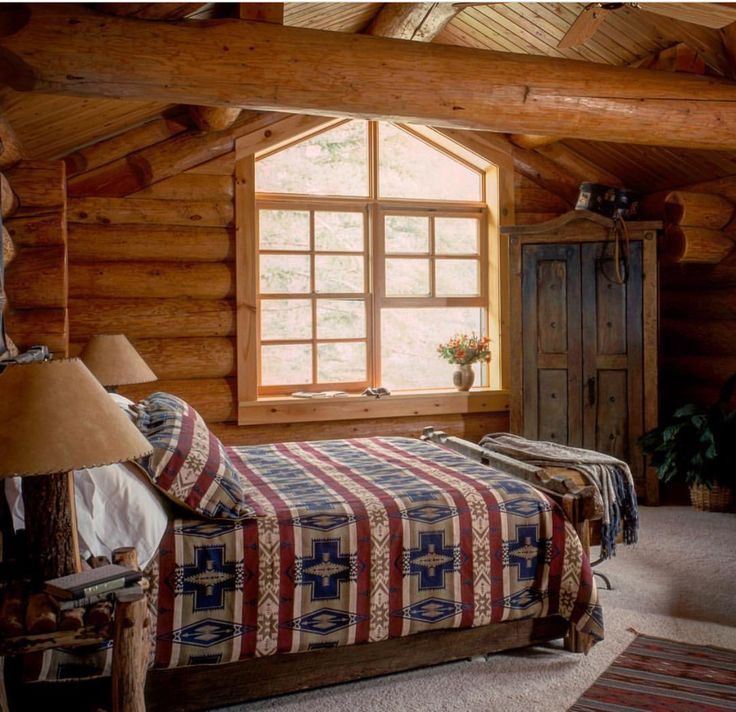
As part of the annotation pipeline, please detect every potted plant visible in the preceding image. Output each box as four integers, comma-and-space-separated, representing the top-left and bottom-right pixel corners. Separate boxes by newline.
437, 333, 491, 392
640, 376, 735, 512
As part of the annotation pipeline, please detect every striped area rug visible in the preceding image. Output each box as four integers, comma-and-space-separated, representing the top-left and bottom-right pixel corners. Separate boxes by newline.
569, 633, 736, 711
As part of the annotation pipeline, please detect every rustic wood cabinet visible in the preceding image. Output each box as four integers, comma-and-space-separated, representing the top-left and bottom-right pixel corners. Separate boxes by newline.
505, 212, 661, 504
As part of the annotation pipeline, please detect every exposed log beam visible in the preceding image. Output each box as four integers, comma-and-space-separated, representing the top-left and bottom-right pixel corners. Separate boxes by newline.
366, 3, 460, 41
509, 42, 709, 151
188, 4, 284, 132
639, 3, 736, 30
4, 6, 736, 149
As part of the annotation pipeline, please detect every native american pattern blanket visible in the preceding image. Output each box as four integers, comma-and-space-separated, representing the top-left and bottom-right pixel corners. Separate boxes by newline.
153, 437, 602, 668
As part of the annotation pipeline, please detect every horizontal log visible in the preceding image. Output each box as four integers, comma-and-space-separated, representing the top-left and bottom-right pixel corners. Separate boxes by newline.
664, 224, 734, 263
664, 191, 735, 229
131, 173, 233, 201
68, 297, 235, 340
234, 114, 337, 160
514, 174, 569, 215
5, 210, 65, 247
676, 176, 736, 204
68, 224, 234, 262
63, 115, 189, 177
70, 336, 236, 379
1, 172, 17, 217
5, 307, 68, 354
67, 111, 283, 197
0, 114, 23, 170
6, 160, 65, 212
515, 211, 564, 225
5, 245, 67, 308
59, 608, 85, 631
119, 377, 237, 423
659, 251, 736, 287
661, 287, 736, 319
210, 411, 510, 446
661, 317, 736, 355
661, 354, 736, 386
68, 197, 233, 228
5, 5, 736, 149
69, 261, 235, 299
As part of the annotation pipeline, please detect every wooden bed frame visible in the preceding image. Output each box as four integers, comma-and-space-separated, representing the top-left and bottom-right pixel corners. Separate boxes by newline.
5, 429, 602, 712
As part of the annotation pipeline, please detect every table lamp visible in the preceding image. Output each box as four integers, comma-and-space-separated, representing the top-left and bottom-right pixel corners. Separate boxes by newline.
0, 359, 153, 582
79, 334, 156, 393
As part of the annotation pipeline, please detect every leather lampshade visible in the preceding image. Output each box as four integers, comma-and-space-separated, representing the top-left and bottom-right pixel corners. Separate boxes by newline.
0, 358, 153, 477
79, 334, 156, 388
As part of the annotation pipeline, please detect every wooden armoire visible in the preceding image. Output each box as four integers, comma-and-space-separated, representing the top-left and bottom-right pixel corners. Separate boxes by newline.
504, 212, 661, 504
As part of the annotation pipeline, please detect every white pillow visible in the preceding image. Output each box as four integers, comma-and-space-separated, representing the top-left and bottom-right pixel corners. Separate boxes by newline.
4, 394, 169, 569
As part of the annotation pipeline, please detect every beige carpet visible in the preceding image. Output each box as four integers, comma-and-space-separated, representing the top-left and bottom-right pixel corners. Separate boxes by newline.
216, 506, 736, 712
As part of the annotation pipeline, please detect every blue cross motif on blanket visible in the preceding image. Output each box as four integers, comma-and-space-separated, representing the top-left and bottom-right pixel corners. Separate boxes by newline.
404, 531, 459, 590
506, 525, 541, 581
178, 545, 239, 611
296, 539, 352, 600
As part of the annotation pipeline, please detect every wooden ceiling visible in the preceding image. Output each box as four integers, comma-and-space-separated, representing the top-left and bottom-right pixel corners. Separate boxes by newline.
3, 2, 736, 194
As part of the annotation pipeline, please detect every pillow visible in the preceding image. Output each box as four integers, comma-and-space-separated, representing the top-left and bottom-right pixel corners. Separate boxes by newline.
133, 392, 257, 520
5, 460, 169, 570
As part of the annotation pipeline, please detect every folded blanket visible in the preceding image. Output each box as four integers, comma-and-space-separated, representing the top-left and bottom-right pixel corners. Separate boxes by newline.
479, 433, 638, 559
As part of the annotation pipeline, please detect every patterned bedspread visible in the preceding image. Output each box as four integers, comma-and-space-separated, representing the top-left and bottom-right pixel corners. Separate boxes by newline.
153, 437, 602, 668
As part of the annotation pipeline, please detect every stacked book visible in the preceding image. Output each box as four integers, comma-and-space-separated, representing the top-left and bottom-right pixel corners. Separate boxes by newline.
44, 564, 143, 610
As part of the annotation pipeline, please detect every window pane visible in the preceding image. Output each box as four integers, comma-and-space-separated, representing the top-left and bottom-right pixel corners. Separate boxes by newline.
385, 258, 430, 296
260, 299, 312, 341
256, 121, 369, 196
378, 123, 482, 201
262, 343, 312, 385
315, 212, 364, 252
436, 259, 479, 296
259, 210, 309, 250
317, 342, 366, 383
380, 307, 485, 390
317, 299, 365, 339
315, 255, 364, 293
260, 254, 310, 294
385, 215, 429, 254
435, 218, 479, 255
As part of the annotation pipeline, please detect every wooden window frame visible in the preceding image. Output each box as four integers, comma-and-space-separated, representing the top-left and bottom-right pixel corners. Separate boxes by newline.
236, 120, 514, 425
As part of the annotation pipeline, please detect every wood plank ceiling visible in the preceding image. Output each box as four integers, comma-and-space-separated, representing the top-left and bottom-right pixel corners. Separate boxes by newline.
3, 1, 736, 193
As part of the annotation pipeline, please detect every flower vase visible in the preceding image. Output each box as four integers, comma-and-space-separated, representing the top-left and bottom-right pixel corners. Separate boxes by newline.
452, 363, 475, 391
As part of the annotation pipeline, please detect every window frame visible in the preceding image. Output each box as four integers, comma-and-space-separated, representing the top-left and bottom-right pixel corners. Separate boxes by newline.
235, 119, 513, 424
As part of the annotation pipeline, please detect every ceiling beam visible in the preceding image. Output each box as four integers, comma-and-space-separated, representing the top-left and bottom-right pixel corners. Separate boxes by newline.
509, 42, 710, 151
365, 3, 460, 41
93, 4, 213, 21
3, 5, 736, 150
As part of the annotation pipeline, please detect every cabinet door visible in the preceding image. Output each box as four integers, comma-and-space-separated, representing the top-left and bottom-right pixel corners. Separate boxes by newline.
521, 243, 582, 445
581, 241, 644, 482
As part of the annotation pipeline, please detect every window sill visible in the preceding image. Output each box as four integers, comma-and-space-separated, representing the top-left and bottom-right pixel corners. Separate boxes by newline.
237, 388, 509, 426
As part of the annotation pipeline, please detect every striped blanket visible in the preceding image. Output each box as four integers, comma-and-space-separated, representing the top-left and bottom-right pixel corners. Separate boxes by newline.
153, 436, 602, 668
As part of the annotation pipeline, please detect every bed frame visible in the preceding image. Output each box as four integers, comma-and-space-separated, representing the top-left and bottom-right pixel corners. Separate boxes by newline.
6, 429, 602, 712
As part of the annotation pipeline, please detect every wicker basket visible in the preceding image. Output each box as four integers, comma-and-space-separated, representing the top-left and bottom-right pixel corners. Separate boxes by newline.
689, 483, 733, 512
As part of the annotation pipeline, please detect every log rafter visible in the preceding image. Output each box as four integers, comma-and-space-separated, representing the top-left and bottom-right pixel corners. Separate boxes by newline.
4, 5, 736, 150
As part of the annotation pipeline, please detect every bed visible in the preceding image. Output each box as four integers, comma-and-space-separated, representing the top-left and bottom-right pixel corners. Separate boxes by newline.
8, 394, 603, 712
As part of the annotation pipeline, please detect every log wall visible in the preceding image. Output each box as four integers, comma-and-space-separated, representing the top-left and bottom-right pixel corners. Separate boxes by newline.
3, 160, 69, 356
656, 176, 736, 414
